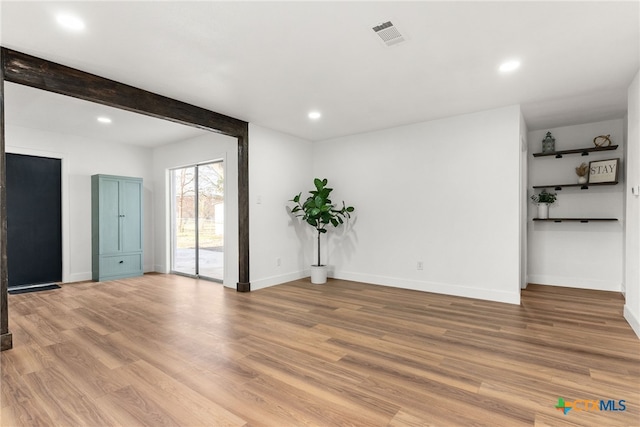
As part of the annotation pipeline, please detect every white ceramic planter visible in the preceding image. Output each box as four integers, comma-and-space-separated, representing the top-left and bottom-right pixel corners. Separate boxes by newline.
537, 203, 549, 219
310, 265, 327, 284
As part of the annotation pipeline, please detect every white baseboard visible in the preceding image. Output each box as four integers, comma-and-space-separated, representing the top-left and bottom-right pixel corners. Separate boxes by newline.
332, 271, 521, 305
153, 264, 169, 274
250, 270, 309, 291
624, 305, 640, 339
67, 272, 92, 283
527, 274, 621, 292
66, 268, 159, 284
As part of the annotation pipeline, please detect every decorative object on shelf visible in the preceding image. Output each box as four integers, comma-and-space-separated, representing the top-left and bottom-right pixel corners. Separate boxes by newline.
289, 178, 354, 284
531, 190, 557, 219
588, 158, 619, 184
575, 162, 589, 184
542, 131, 556, 153
593, 134, 612, 147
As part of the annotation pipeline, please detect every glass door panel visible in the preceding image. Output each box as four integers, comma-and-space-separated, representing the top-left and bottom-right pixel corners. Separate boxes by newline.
171, 166, 196, 276
197, 162, 224, 281
170, 161, 224, 282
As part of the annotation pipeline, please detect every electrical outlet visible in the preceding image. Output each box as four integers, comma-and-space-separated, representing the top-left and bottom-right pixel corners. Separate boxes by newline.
417, 261, 424, 270
277, 257, 281, 267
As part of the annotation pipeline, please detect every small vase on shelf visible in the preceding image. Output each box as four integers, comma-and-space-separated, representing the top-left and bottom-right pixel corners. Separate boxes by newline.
575, 162, 589, 185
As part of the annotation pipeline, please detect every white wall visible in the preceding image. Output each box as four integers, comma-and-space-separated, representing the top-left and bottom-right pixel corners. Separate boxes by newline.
6, 125, 155, 283
527, 120, 624, 291
520, 113, 529, 289
249, 124, 314, 290
624, 69, 640, 337
6, 121, 314, 292
312, 105, 522, 304
152, 132, 238, 288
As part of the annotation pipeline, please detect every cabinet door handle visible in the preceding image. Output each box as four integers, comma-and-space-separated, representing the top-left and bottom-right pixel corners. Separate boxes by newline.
119, 260, 124, 264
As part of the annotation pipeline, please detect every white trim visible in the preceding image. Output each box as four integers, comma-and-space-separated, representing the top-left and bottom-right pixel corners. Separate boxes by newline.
624, 305, 640, 339
249, 270, 309, 291
163, 168, 171, 275
67, 272, 92, 283
527, 274, 622, 292
332, 271, 521, 305
5, 146, 70, 283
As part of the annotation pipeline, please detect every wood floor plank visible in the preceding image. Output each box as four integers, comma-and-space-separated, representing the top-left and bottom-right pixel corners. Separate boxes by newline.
114, 360, 247, 427
1, 342, 56, 377
0, 398, 57, 427
2, 274, 639, 426
10, 313, 69, 347
246, 371, 394, 427
96, 384, 183, 427
170, 364, 305, 426
61, 326, 140, 369
21, 366, 119, 426
356, 373, 535, 426
1, 356, 34, 409
41, 339, 131, 399
239, 349, 400, 423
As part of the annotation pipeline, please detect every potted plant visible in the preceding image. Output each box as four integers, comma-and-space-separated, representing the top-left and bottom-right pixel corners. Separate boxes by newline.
290, 178, 354, 284
531, 190, 557, 219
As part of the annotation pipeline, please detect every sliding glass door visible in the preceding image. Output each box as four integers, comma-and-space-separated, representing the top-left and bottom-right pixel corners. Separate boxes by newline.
170, 161, 224, 282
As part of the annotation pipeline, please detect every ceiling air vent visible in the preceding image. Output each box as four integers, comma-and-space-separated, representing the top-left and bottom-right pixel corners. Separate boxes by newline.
372, 21, 405, 46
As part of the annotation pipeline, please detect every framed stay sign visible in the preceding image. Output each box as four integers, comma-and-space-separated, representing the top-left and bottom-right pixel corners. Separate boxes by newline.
589, 158, 619, 184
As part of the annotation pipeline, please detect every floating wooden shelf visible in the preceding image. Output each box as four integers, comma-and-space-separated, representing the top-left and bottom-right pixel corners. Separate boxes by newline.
532, 145, 618, 158
533, 218, 618, 223
532, 181, 619, 190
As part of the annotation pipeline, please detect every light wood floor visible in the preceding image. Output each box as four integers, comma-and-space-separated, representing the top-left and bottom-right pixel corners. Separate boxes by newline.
1, 275, 639, 426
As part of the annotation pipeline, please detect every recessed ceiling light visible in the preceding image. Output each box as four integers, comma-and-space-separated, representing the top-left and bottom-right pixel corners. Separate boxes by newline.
97, 116, 112, 124
308, 111, 321, 120
499, 60, 521, 73
56, 13, 85, 31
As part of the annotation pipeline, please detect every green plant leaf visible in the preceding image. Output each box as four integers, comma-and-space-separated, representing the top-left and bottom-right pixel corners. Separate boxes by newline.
289, 178, 354, 243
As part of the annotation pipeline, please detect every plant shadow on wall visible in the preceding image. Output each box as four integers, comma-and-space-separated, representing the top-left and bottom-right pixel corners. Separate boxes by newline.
327, 212, 358, 278
289, 178, 355, 284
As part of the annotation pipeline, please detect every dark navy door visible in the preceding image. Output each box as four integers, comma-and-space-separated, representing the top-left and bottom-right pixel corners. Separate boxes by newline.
6, 153, 62, 287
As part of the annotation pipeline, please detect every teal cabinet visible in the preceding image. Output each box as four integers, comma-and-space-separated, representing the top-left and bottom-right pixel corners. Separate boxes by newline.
92, 175, 143, 281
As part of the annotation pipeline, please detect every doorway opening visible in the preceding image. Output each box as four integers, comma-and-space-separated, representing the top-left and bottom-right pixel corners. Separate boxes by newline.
170, 161, 224, 282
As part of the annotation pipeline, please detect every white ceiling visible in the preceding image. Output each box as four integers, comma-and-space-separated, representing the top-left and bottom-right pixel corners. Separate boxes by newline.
4, 82, 211, 147
1, 1, 639, 146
